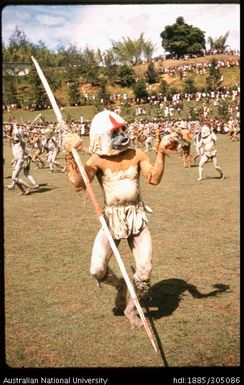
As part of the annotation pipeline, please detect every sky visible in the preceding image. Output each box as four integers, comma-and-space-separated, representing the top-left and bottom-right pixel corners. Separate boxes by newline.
1, 3, 240, 56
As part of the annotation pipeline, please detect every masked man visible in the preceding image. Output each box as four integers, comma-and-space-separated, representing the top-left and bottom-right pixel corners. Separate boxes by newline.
7, 124, 39, 194
64, 109, 179, 328
197, 124, 224, 181
43, 129, 63, 173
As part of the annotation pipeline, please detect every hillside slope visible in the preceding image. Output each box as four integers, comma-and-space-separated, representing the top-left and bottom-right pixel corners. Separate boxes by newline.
78, 54, 240, 100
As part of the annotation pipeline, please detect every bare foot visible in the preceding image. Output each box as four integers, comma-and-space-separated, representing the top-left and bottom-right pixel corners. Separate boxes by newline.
124, 299, 143, 328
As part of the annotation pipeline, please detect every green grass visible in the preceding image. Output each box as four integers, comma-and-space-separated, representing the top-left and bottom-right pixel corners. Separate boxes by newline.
3, 135, 240, 367
3, 105, 98, 124
2, 92, 240, 125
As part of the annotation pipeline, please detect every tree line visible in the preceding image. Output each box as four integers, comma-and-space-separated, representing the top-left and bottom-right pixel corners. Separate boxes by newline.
3, 18, 232, 110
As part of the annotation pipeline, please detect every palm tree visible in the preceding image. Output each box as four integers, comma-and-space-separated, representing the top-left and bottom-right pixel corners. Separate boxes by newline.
111, 33, 156, 65
111, 39, 133, 65
207, 32, 229, 53
143, 40, 156, 63
132, 33, 144, 65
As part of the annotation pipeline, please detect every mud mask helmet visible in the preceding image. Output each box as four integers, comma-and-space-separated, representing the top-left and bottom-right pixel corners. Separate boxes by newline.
110, 116, 130, 149
201, 125, 211, 138
89, 109, 131, 156
12, 124, 23, 141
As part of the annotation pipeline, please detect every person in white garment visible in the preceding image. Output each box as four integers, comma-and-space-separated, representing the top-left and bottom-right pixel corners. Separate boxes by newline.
43, 129, 63, 173
193, 123, 203, 163
63, 109, 180, 328
196, 124, 224, 181
29, 131, 46, 169
7, 124, 39, 195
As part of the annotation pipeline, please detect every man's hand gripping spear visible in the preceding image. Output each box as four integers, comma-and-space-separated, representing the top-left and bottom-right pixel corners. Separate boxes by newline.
31, 56, 157, 353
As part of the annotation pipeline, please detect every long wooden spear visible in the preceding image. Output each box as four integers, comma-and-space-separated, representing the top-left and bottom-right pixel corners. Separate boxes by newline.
31, 56, 157, 352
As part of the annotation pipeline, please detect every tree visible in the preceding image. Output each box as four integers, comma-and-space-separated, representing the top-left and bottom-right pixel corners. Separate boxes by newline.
132, 79, 148, 100
111, 33, 156, 65
25, 68, 49, 109
3, 74, 19, 106
117, 65, 136, 87
103, 49, 118, 84
143, 40, 156, 63
111, 36, 140, 65
62, 43, 83, 67
68, 81, 81, 106
160, 16, 205, 58
145, 62, 159, 84
8, 26, 29, 47
31, 40, 54, 66
159, 80, 169, 96
82, 47, 100, 85
208, 32, 229, 53
206, 58, 221, 90
183, 78, 197, 94
5, 26, 32, 63
96, 78, 111, 106
132, 33, 144, 65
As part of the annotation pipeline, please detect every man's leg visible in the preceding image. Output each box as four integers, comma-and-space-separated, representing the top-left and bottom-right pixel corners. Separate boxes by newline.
126, 224, 152, 328
90, 229, 127, 315
197, 154, 208, 181
47, 152, 54, 172
212, 156, 224, 179
24, 170, 39, 189
11, 159, 30, 194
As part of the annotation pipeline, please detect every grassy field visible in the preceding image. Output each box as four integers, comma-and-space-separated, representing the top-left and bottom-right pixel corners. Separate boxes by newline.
3, 134, 240, 368
3, 105, 99, 125
2, 89, 240, 126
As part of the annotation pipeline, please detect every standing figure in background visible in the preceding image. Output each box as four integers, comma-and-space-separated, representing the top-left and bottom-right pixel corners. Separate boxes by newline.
196, 124, 224, 181
43, 129, 63, 173
29, 132, 46, 168
7, 124, 39, 194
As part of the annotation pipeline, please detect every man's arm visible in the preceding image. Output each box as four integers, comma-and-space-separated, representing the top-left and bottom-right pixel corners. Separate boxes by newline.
138, 150, 166, 185
65, 153, 98, 191
138, 133, 179, 185
63, 132, 98, 191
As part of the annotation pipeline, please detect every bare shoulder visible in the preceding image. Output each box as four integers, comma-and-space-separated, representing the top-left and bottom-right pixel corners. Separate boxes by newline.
86, 153, 100, 168
135, 148, 150, 162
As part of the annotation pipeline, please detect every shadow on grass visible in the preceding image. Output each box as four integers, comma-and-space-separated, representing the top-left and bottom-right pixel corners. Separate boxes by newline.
141, 279, 230, 319
30, 184, 59, 194
4, 184, 58, 194
127, 267, 230, 367
207, 176, 226, 180
140, 279, 230, 367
